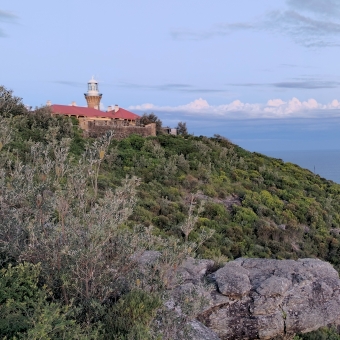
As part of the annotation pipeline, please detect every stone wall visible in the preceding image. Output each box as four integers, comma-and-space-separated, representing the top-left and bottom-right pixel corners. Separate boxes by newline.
86, 122, 156, 139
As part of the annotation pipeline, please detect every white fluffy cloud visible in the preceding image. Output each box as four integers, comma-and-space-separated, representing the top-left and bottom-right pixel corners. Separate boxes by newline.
129, 98, 340, 119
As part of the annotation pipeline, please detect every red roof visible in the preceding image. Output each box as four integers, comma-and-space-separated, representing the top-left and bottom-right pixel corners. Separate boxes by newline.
111, 107, 140, 120
51, 104, 140, 120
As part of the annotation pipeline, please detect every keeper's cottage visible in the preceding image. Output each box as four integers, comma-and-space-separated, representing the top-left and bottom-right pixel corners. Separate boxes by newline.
48, 78, 156, 138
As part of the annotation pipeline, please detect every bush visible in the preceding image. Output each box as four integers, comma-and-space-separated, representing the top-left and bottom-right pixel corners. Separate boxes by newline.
103, 290, 161, 339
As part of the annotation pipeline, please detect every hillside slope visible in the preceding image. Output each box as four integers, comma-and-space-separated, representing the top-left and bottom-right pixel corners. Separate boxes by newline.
3, 88, 340, 269
1, 85, 340, 339
102, 133, 340, 269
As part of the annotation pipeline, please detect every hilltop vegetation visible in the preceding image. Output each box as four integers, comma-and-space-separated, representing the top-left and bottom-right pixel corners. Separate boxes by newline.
106, 133, 340, 268
1, 85, 340, 339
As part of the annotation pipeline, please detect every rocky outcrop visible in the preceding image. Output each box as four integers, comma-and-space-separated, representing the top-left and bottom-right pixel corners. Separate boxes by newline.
138, 251, 340, 339
194, 258, 340, 339
194, 259, 340, 339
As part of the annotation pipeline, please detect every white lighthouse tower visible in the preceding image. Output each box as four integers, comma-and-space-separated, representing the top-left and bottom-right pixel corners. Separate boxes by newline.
84, 77, 102, 110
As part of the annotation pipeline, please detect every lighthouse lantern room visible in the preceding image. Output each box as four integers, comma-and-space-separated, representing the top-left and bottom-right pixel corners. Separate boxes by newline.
84, 77, 102, 110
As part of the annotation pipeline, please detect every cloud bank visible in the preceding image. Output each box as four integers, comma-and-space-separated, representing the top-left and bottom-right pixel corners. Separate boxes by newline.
287, 0, 340, 17
119, 82, 224, 94
171, 0, 340, 47
0, 10, 17, 37
129, 97, 340, 119
266, 9, 340, 47
230, 79, 340, 89
53, 80, 84, 88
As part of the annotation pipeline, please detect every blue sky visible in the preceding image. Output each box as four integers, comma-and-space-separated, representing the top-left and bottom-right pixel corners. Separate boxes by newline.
2, 0, 340, 152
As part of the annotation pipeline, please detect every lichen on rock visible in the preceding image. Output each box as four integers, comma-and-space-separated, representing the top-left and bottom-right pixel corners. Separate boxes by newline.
183, 258, 340, 339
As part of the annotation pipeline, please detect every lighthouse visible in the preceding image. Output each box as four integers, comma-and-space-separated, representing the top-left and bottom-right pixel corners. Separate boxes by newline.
84, 77, 102, 110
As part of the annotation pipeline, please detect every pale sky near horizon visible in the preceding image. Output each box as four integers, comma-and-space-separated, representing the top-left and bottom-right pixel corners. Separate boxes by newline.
2, 0, 340, 152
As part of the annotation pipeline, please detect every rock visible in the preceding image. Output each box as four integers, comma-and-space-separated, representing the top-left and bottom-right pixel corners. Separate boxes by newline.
251, 276, 291, 316
189, 320, 221, 340
177, 257, 214, 283
256, 276, 291, 297
136, 253, 340, 339
195, 258, 340, 339
214, 262, 251, 298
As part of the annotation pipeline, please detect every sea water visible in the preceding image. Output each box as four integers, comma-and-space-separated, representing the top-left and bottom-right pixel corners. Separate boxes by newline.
264, 150, 340, 184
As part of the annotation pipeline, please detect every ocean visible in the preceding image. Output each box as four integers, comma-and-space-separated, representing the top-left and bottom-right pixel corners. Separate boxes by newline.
264, 150, 340, 184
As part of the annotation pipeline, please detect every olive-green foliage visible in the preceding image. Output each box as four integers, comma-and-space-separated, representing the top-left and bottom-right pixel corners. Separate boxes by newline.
0, 262, 96, 339
0, 263, 41, 338
103, 290, 161, 340
295, 327, 340, 339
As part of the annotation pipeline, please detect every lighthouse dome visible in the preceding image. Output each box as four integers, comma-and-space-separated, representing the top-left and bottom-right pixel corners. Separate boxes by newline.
88, 77, 98, 84
86, 77, 100, 95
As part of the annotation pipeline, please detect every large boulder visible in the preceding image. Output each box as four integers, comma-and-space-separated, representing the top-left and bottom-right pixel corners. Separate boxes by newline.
137, 252, 340, 339
196, 258, 340, 339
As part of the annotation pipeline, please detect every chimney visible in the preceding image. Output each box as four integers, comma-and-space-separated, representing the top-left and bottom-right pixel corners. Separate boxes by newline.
114, 104, 119, 113
107, 105, 113, 112
71, 101, 77, 106
46, 100, 52, 106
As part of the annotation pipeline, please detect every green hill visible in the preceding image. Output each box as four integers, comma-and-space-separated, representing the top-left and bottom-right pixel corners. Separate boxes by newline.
112, 134, 340, 263
1, 85, 340, 339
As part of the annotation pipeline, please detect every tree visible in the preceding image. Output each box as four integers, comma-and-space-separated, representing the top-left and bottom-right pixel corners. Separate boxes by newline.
176, 121, 188, 136
140, 113, 163, 134
0, 85, 27, 117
